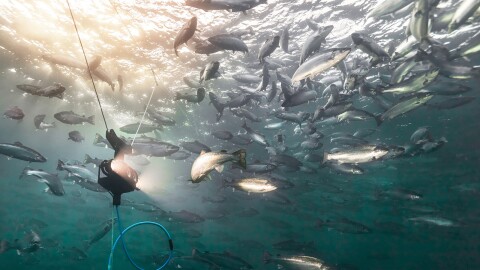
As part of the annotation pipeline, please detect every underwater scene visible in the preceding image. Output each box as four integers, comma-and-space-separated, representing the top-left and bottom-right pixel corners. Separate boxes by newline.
1, 0, 480, 269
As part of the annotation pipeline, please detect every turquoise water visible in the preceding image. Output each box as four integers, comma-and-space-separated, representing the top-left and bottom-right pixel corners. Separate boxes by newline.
1, 0, 480, 269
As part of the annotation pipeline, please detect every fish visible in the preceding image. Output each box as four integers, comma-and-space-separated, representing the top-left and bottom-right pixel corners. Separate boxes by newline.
427, 96, 475, 110
184, 77, 202, 88
230, 108, 261, 122
241, 121, 269, 146
54, 111, 94, 125
167, 210, 205, 223
258, 36, 280, 63
0, 142, 46, 162
280, 26, 289, 53
57, 159, 97, 183
180, 140, 211, 154
275, 111, 310, 125
225, 177, 277, 193
351, 33, 390, 66
91, 67, 115, 91
84, 154, 103, 167
270, 154, 302, 169
408, 0, 430, 42
145, 108, 175, 126
300, 25, 334, 64
264, 252, 333, 269
212, 130, 233, 140
328, 162, 364, 174
16, 83, 66, 99
191, 149, 246, 183
316, 217, 371, 234
119, 122, 162, 134
117, 75, 123, 92
84, 218, 117, 251
200, 61, 221, 83
192, 248, 253, 270
323, 145, 389, 164
391, 36, 418, 61
195, 41, 223, 55
381, 69, 439, 94
33, 114, 55, 131
379, 94, 433, 124
448, 0, 480, 33
175, 87, 206, 103
15, 230, 42, 255
174, 17, 197, 56
232, 74, 262, 84
282, 89, 317, 107
367, 0, 415, 19
68, 131, 84, 143
166, 150, 191, 160
292, 48, 351, 82
408, 216, 457, 227
20, 167, 65, 196
130, 140, 179, 157
267, 80, 277, 103
93, 133, 113, 149
208, 34, 248, 53
4, 106, 24, 120
257, 64, 270, 91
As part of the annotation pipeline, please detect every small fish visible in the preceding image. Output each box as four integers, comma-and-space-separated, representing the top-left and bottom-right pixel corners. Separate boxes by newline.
68, 131, 84, 143
225, 177, 277, 193
258, 35, 280, 63
324, 145, 389, 164
20, 167, 65, 196
292, 48, 351, 82
174, 17, 197, 56
4, 106, 24, 120
54, 111, 94, 125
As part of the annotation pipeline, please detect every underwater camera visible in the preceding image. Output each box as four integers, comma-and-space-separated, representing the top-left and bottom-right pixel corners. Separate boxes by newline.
98, 159, 139, 205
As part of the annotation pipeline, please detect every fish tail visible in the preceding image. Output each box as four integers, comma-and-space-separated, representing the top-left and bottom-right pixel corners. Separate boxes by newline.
232, 149, 247, 169
87, 115, 95, 125
56, 92, 64, 100
93, 133, 103, 145
19, 167, 30, 179
174, 47, 179, 57
374, 114, 383, 127
322, 152, 328, 164
56, 160, 65, 171
263, 251, 272, 263
84, 154, 92, 164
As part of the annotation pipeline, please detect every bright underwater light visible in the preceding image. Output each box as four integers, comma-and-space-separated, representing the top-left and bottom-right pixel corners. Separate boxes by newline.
98, 158, 139, 206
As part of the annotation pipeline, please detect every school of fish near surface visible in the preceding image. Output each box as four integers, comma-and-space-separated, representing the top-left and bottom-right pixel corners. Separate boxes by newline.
0, 0, 480, 269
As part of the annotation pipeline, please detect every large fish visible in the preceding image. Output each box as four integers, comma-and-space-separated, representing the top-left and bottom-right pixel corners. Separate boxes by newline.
84, 218, 117, 251
379, 94, 433, 124
208, 34, 248, 53
119, 122, 162, 134
292, 48, 351, 82
192, 248, 253, 270
367, 0, 415, 18
258, 36, 280, 63
4, 106, 24, 120
16, 83, 66, 99
225, 177, 277, 193
145, 108, 176, 126
54, 111, 94, 125
33, 114, 56, 131
20, 167, 64, 196
282, 89, 317, 107
191, 149, 246, 183
175, 87, 206, 103
381, 69, 439, 94
408, 0, 430, 42
323, 145, 389, 164
241, 122, 269, 146
180, 140, 211, 154
448, 0, 480, 33
264, 252, 333, 269
351, 33, 390, 66
174, 17, 197, 56
0, 142, 46, 162
300, 25, 334, 64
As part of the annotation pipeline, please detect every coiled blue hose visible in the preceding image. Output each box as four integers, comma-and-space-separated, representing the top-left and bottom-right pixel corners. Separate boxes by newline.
108, 206, 173, 270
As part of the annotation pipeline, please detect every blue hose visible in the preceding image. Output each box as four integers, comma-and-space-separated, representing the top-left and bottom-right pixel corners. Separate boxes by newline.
108, 206, 173, 270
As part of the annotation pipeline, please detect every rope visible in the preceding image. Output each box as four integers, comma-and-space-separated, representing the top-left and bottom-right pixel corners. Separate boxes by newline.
109, 206, 173, 270
66, 0, 109, 130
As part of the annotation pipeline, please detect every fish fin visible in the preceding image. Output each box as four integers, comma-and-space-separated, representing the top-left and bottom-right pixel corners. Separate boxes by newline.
57, 160, 65, 171
374, 114, 383, 127
84, 154, 91, 164
232, 149, 247, 169
214, 165, 224, 173
200, 150, 207, 155
263, 251, 272, 263
87, 115, 95, 125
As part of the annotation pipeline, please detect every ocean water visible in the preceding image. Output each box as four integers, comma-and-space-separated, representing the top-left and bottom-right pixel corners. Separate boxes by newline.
1, 0, 480, 269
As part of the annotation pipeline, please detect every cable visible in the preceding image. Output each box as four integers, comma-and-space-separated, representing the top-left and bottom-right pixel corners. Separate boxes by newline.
131, 85, 156, 146
66, 0, 109, 130
109, 206, 173, 270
